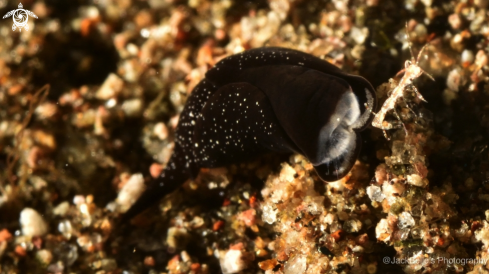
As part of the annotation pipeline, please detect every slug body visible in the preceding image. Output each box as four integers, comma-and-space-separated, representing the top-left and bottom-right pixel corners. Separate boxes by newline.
123, 47, 376, 221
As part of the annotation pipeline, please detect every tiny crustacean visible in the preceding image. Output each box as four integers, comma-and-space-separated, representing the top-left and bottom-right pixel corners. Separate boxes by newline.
370, 43, 434, 139
123, 47, 376, 221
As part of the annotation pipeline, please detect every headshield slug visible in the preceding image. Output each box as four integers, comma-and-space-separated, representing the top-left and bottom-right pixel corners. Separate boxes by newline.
123, 47, 376, 221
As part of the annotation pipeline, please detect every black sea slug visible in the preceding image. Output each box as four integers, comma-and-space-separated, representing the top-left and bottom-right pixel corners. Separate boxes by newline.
123, 47, 376, 221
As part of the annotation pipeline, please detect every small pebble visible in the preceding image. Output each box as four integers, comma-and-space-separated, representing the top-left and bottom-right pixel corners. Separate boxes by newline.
407, 174, 427, 187
36, 249, 53, 265
446, 68, 464, 91
153, 122, 169, 140
53, 201, 70, 216
350, 26, 368, 45
284, 254, 306, 274
96, 73, 124, 100
144, 256, 155, 266
58, 220, 73, 239
73, 195, 86, 206
461, 49, 474, 65
166, 227, 189, 249
121, 98, 143, 117
20, 208, 48, 237
220, 249, 248, 274
149, 163, 164, 178
448, 13, 462, 30
115, 173, 145, 213
398, 212, 415, 229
